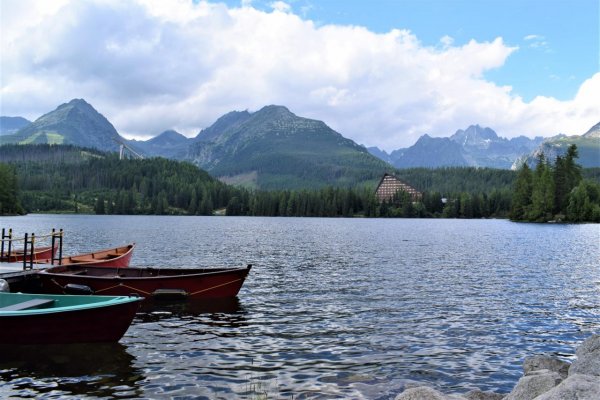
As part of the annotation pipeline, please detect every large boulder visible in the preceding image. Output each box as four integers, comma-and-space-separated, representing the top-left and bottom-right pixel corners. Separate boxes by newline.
523, 355, 570, 379
570, 334, 600, 376
534, 373, 600, 400
575, 334, 600, 358
569, 352, 600, 377
394, 386, 462, 400
463, 389, 504, 400
503, 370, 563, 400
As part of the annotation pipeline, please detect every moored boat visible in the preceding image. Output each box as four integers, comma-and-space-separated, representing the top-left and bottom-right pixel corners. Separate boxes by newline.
36, 264, 252, 300
0, 292, 141, 344
0, 245, 57, 263
36, 244, 135, 268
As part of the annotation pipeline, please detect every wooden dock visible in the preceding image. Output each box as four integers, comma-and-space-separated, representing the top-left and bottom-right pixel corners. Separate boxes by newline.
0, 263, 45, 291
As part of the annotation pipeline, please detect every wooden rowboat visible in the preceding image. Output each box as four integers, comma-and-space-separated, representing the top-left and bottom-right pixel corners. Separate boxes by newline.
0, 292, 141, 344
0, 245, 57, 263
36, 244, 135, 268
37, 264, 252, 300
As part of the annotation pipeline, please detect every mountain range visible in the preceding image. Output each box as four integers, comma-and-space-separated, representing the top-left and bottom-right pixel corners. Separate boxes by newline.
368, 125, 545, 169
1, 99, 598, 190
368, 123, 599, 169
1, 100, 389, 189
514, 122, 600, 168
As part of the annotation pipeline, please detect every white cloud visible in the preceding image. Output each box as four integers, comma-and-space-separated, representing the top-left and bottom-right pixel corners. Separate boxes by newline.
1, 0, 598, 150
440, 35, 454, 48
270, 1, 291, 13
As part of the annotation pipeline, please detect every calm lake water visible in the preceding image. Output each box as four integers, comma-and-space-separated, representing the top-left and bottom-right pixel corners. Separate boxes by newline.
0, 215, 599, 399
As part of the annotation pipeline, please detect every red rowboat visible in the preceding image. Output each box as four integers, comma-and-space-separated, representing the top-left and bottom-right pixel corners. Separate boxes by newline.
36, 264, 252, 300
36, 244, 135, 268
0, 292, 141, 344
0, 245, 57, 263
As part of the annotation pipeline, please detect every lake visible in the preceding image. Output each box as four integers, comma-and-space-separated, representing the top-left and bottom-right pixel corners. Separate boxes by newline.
0, 215, 598, 399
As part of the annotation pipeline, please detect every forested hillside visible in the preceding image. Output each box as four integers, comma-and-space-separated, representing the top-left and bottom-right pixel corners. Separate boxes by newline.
3, 144, 516, 218
3, 144, 599, 220
0, 144, 104, 163
0, 163, 25, 215
187, 105, 391, 189
4, 145, 238, 214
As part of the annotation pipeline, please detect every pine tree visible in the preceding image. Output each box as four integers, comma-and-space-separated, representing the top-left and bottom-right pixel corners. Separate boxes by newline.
528, 159, 555, 222
565, 144, 583, 188
553, 155, 568, 215
188, 188, 198, 215
0, 163, 25, 215
509, 164, 533, 220
567, 180, 600, 222
94, 195, 105, 215
567, 182, 591, 222
106, 194, 114, 214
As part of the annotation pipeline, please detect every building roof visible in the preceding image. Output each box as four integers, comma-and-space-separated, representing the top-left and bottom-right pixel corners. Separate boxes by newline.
375, 173, 422, 202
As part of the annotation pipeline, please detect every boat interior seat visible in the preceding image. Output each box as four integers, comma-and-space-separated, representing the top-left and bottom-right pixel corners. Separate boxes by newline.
0, 298, 55, 311
69, 257, 91, 263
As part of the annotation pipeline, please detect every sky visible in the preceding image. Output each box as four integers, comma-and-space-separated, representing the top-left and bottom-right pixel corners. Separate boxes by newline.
1, 0, 598, 151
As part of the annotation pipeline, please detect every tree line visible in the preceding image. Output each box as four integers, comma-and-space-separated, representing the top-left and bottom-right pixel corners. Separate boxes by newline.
2, 144, 599, 222
0, 145, 236, 215
510, 144, 600, 222
0, 163, 25, 215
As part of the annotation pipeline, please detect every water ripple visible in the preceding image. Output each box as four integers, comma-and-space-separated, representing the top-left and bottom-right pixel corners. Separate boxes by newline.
1, 216, 598, 399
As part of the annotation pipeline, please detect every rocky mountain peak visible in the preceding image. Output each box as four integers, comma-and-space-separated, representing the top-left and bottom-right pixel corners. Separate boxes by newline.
148, 130, 188, 145
451, 125, 499, 148
582, 121, 600, 138
3, 98, 121, 151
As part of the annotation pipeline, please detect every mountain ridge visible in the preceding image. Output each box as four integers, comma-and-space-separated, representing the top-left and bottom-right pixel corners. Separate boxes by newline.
368, 125, 552, 169
2, 99, 598, 189
516, 124, 600, 168
186, 105, 388, 189
0, 116, 31, 135
1, 99, 122, 152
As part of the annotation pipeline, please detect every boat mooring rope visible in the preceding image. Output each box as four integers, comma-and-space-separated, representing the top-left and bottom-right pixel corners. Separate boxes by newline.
50, 276, 244, 297
94, 283, 153, 296
0, 230, 62, 243
188, 278, 242, 296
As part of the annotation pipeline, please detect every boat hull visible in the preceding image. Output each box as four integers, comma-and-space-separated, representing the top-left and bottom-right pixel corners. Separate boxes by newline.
37, 265, 252, 300
0, 293, 141, 344
1, 245, 57, 263
36, 244, 135, 268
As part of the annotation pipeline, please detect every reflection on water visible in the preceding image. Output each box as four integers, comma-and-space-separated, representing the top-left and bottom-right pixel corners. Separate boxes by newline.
138, 297, 244, 317
1, 216, 599, 399
0, 343, 142, 398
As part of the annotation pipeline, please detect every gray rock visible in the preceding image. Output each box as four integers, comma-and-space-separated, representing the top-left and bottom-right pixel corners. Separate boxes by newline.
575, 334, 600, 359
534, 373, 600, 400
394, 386, 462, 400
523, 355, 570, 379
569, 349, 600, 376
463, 389, 504, 399
503, 370, 563, 400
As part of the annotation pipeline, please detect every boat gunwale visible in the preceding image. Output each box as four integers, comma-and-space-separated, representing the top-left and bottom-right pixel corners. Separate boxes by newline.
39, 265, 252, 282
0, 294, 142, 317
35, 243, 135, 266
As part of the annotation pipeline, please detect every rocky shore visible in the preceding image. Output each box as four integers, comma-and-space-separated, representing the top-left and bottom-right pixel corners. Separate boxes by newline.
395, 334, 600, 400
